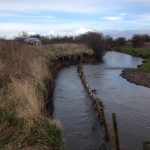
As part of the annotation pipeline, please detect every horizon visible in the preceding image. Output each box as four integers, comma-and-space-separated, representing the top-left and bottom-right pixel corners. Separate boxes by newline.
0, 0, 150, 38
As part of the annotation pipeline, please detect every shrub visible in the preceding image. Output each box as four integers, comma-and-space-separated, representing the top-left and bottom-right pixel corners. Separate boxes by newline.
115, 37, 126, 46
78, 32, 105, 61
132, 34, 144, 47
105, 35, 114, 50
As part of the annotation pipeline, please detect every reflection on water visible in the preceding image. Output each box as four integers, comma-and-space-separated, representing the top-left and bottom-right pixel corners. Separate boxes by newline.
83, 51, 150, 150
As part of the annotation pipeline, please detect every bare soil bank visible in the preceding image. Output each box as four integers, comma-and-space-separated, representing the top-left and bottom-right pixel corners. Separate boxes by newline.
121, 69, 150, 88
45, 55, 96, 117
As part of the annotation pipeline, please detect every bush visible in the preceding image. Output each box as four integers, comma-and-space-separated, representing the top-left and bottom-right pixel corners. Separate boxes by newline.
142, 34, 150, 42
115, 37, 126, 46
78, 32, 105, 61
132, 34, 145, 47
105, 35, 114, 50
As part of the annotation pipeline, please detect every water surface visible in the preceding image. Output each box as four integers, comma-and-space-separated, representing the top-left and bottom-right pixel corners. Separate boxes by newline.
54, 51, 150, 150
54, 66, 107, 150
83, 51, 150, 150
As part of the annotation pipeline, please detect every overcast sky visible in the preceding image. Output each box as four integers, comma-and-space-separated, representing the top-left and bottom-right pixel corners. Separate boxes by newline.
0, 0, 150, 38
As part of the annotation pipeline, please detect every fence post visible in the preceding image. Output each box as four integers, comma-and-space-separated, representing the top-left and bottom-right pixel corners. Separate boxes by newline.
143, 141, 150, 150
112, 113, 120, 150
101, 107, 109, 141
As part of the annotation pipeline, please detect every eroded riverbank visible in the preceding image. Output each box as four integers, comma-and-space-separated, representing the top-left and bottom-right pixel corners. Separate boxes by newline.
0, 41, 94, 150
121, 68, 150, 88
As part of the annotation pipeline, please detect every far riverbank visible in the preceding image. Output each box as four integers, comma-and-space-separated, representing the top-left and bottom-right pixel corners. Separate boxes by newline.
115, 46, 150, 88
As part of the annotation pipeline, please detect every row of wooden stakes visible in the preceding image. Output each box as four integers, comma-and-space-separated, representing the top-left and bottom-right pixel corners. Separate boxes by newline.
77, 64, 120, 150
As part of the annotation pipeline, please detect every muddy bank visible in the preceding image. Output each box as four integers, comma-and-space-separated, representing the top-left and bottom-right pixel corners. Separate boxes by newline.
45, 55, 96, 116
120, 54, 150, 88
121, 69, 150, 88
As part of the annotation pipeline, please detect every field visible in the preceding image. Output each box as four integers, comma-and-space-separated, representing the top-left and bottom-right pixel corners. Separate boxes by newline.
0, 40, 92, 150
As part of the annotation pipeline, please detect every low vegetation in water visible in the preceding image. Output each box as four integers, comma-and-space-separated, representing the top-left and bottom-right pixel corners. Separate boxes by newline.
0, 40, 92, 150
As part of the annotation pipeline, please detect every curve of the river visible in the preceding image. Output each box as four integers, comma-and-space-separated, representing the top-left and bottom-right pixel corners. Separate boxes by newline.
54, 51, 150, 150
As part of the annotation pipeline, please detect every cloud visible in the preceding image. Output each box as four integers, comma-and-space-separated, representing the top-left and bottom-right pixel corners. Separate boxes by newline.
74, 27, 93, 35
103, 16, 123, 21
102, 29, 150, 39
121, 13, 127, 16
132, 0, 150, 3
0, 0, 150, 37
0, 0, 100, 14
0, 23, 94, 37
138, 14, 150, 23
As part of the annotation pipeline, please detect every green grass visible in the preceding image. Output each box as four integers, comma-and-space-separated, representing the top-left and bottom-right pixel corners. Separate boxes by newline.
27, 119, 63, 149
0, 110, 20, 149
0, 110, 18, 127
115, 46, 150, 58
115, 46, 150, 72
136, 59, 150, 72
0, 110, 63, 149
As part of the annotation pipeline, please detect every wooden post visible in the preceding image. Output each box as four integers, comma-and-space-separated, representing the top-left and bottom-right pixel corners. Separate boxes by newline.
112, 113, 120, 150
143, 141, 150, 150
101, 107, 109, 141
96, 100, 104, 124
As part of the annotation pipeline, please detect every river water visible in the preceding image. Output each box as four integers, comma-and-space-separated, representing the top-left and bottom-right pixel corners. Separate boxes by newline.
54, 51, 150, 150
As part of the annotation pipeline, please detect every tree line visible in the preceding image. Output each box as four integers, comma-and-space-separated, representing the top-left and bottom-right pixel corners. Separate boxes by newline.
15, 31, 150, 48
13, 32, 150, 61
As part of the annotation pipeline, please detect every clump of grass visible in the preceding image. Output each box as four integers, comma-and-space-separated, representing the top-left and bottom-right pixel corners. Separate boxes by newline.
0, 110, 18, 127
27, 119, 62, 149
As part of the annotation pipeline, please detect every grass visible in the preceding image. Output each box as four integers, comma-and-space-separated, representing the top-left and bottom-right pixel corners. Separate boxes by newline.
136, 59, 150, 72
115, 46, 150, 72
0, 40, 92, 149
115, 46, 150, 58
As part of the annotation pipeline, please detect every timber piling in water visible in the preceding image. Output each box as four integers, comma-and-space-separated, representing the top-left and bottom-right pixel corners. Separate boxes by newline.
76, 53, 150, 149
77, 63, 121, 150
112, 113, 120, 150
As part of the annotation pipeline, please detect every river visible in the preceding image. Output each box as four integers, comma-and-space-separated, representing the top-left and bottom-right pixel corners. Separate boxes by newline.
54, 51, 150, 150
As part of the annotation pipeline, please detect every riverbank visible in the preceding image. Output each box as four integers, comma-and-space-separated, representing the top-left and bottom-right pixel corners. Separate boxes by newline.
115, 46, 150, 88
0, 41, 94, 150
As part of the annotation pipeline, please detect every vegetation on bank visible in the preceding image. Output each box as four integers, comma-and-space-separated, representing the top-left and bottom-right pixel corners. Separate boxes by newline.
16, 31, 106, 61
137, 60, 150, 72
76, 32, 106, 61
115, 45, 150, 88
115, 46, 150, 72
115, 46, 150, 58
0, 40, 92, 150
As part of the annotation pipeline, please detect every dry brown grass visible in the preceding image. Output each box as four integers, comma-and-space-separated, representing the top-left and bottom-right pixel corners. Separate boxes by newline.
0, 40, 92, 149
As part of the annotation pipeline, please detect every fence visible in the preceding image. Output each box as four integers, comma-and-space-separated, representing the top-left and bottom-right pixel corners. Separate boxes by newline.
77, 63, 120, 150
